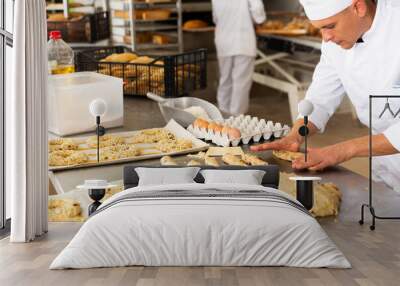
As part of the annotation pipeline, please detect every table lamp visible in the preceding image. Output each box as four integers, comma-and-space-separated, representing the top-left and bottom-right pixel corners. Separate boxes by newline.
77, 180, 117, 216
298, 99, 314, 162
89, 99, 107, 162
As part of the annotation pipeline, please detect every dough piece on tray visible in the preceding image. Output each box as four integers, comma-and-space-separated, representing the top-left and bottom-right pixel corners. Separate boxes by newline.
49, 150, 88, 167
66, 152, 89, 165
49, 154, 68, 166
187, 160, 201, 166
187, 151, 206, 160
222, 154, 247, 166
86, 135, 125, 148
156, 138, 193, 153
273, 150, 303, 162
61, 139, 79, 151
206, 146, 244, 157
130, 128, 175, 144
48, 138, 78, 152
242, 153, 268, 166
49, 138, 64, 145
100, 144, 141, 161
205, 156, 219, 167
160, 156, 178, 166
48, 198, 83, 222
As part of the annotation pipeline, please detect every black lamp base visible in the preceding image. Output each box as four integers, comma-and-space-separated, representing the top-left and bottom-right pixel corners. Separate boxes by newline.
296, 180, 314, 210
88, 188, 106, 216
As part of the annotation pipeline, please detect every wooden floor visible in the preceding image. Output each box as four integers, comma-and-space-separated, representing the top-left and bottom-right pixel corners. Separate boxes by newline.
1, 220, 400, 286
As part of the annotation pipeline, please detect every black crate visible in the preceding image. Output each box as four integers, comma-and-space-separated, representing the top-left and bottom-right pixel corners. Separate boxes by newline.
76, 46, 207, 97
47, 12, 110, 43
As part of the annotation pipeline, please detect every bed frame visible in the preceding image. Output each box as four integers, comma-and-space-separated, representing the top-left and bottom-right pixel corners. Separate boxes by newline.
123, 165, 280, 190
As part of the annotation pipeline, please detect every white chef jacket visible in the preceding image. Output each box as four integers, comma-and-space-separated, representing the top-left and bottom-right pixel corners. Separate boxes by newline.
305, 0, 400, 191
212, 0, 266, 58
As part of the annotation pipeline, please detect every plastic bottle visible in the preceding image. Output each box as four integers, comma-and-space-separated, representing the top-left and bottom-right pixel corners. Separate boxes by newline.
48, 30, 75, 75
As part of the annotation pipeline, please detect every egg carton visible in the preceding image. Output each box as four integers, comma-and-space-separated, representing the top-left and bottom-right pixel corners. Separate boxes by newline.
187, 115, 291, 147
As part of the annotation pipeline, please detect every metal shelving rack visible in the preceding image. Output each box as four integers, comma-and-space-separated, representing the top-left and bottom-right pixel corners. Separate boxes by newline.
109, 0, 183, 53
46, 0, 70, 18
46, 0, 108, 18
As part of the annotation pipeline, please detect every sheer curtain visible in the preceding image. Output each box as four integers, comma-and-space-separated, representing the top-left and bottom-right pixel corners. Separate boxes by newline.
8, 0, 48, 242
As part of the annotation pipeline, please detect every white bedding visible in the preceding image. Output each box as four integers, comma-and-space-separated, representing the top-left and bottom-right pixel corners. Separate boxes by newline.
50, 183, 351, 269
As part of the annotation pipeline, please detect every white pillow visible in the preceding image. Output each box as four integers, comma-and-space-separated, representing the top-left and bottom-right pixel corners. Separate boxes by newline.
136, 167, 200, 186
200, 169, 266, 185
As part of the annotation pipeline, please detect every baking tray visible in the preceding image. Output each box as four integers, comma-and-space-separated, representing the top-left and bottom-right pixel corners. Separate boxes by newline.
49, 119, 209, 171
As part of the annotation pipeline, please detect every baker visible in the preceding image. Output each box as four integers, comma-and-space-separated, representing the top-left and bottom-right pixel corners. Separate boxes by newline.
251, 0, 400, 192
212, 0, 266, 116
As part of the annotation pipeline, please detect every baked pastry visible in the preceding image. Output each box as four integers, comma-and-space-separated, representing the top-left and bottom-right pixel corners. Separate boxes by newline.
86, 135, 125, 148
205, 156, 219, 167
101, 53, 138, 63
241, 153, 268, 166
98, 64, 138, 78
160, 156, 178, 166
142, 9, 171, 20
130, 56, 155, 64
187, 160, 201, 166
272, 150, 303, 162
48, 13, 67, 21
222, 154, 247, 166
183, 20, 209, 29
153, 34, 170, 45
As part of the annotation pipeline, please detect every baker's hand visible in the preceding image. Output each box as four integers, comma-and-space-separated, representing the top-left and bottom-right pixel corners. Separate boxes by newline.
250, 134, 303, 152
292, 144, 352, 171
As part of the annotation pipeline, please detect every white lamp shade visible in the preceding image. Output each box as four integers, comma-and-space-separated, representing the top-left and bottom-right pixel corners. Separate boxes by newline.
89, 99, 107, 117
298, 99, 314, 116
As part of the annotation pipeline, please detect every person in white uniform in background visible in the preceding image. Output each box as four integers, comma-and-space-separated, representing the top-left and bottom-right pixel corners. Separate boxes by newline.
212, 0, 266, 116
251, 0, 400, 192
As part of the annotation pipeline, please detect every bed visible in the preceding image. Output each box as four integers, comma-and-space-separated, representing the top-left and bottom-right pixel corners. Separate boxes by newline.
50, 165, 350, 269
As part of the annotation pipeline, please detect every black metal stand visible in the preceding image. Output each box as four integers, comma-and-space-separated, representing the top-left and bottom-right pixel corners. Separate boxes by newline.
298, 115, 309, 162
359, 95, 400, 231
88, 188, 106, 216
95, 116, 106, 163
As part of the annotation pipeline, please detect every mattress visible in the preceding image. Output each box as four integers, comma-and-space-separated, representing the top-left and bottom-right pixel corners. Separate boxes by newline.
50, 183, 350, 269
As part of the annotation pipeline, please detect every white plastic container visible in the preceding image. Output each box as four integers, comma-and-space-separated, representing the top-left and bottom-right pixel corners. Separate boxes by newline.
48, 72, 124, 136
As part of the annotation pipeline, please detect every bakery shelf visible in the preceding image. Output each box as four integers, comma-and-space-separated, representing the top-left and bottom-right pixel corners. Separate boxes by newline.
46, 3, 64, 11
109, 0, 183, 52
135, 17, 178, 23
135, 24, 178, 32
136, 43, 180, 49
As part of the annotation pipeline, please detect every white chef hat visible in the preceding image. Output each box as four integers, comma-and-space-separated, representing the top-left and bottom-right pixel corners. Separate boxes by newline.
299, 0, 353, 21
